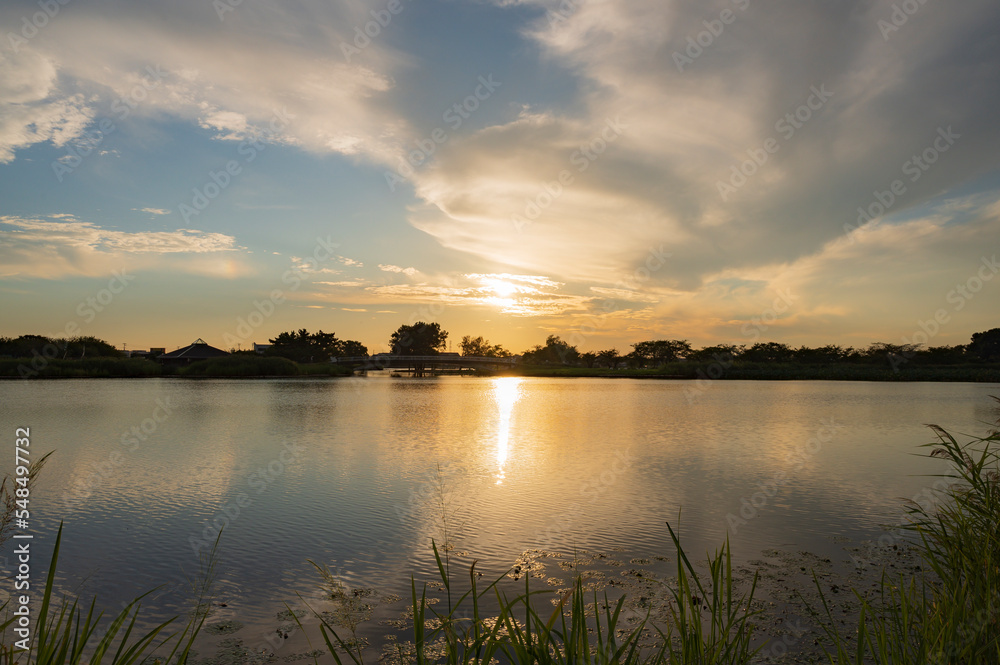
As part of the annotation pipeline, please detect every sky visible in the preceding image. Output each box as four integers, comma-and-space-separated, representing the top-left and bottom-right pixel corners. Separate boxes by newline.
1, 0, 999, 355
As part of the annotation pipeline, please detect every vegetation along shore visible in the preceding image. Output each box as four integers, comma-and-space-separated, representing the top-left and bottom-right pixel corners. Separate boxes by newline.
1, 324, 998, 380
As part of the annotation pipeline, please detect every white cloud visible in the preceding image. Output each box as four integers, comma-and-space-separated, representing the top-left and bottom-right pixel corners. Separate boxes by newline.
0, 215, 245, 278
0, 1, 411, 165
0, 49, 94, 163
401, 0, 1000, 299
378, 263, 417, 276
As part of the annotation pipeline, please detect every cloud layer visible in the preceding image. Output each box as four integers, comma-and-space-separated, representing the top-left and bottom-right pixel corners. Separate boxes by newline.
1, 0, 998, 348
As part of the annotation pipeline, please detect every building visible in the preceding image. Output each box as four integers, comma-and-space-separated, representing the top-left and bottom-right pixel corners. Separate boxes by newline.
253, 343, 272, 354
157, 338, 230, 365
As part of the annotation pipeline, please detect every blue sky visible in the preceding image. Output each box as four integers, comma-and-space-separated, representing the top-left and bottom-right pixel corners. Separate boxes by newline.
2, 0, 999, 354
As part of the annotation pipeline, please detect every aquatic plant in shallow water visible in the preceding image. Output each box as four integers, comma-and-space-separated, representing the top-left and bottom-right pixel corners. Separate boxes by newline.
811, 405, 1000, 664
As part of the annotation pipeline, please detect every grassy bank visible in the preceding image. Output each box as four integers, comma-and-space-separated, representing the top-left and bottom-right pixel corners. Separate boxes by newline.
4, 356, 999, 381
0, 356, 353, 379
0, 357, 163, 379
2, 414, 998, 663
518, 361, 1000, 382
177, 356, 352, 377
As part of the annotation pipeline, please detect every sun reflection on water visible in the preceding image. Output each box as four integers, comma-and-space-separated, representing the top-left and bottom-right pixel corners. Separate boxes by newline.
492, 377, 522, 484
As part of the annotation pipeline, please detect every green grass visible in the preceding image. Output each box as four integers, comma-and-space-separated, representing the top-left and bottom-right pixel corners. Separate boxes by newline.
811, 412, 1000, 664
303, 528, 761, 665
179, 355, 302, 376
0, 355, 354, 378
0, 358, 162, 379
0, 523, 217, 665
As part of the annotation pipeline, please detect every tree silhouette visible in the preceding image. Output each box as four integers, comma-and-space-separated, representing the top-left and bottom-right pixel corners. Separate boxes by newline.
520, 335, 579, 365
460, 335, 511, 357
596, 348, 621, 369
970, 328, 1000, 362
631, 339, 692, 366
389, 322, 448, 356
266, 329, 366, 362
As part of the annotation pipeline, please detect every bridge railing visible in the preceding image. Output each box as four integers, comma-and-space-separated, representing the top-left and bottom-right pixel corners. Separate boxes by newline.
331, 354, 517, 366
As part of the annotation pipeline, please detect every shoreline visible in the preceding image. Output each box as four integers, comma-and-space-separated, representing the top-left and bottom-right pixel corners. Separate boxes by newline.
3, 369, 1000, 381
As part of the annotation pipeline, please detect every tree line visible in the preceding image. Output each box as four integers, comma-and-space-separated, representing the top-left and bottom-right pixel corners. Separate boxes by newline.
519, 330, 1000, 368
3, 325, 998, 369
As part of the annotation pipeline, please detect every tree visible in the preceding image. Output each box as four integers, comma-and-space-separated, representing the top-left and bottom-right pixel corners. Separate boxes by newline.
266, 329, 365, 363
580, 351, 598, 368
687, 344, 741, 363
0, 335, 121, 359
520, 335, 579, 365
339, 339, 369, 357
389, 322, 448, 356
969, 328, 1000, 362
793, 345, 847, 364
631, 339, 692, 366
856, 342, 921, 366
917, 345, 967, 365
460, 336, 511, 357
596, 348, 621, 369
740, 342, 795, 363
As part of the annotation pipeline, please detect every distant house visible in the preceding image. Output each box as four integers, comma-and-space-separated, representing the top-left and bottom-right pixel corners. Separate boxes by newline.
158, 338, 230, 365
253, 343, 272, 354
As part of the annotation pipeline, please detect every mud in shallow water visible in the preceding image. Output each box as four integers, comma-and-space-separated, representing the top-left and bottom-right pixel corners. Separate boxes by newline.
184, 531, 925, 665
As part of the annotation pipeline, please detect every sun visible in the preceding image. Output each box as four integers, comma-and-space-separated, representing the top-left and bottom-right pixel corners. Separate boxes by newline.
491, 281, 517, 297
479, 276, 519, 298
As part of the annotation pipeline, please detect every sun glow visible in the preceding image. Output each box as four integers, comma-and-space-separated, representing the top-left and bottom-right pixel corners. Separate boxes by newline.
492, 377, 522, 485
479, 276, 520, 298
491, 280, 517, 297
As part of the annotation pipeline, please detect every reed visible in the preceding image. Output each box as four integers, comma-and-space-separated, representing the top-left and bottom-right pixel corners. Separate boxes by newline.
305, 528, 760, 665
811, 411, 1000, 664
0, 525, 215, 665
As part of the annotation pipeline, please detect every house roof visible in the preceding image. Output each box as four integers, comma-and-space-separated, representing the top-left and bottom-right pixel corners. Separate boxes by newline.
158, 338, 230, 360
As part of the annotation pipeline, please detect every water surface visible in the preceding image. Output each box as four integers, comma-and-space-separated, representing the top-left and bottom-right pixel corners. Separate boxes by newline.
2, 376, 997, 653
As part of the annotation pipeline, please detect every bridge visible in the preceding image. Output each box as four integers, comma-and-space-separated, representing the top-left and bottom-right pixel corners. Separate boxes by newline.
332, 354, 517, 374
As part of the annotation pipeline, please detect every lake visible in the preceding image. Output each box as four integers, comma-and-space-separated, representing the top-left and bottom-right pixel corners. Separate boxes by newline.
3, 376, 998, 658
